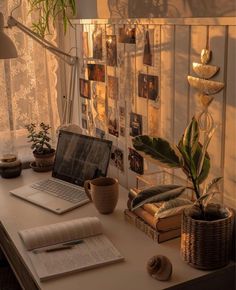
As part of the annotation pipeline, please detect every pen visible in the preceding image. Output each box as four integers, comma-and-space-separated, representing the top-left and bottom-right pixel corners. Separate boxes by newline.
33, 239, 84, 254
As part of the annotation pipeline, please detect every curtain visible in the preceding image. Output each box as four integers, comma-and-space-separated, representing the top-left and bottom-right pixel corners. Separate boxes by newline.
0, 0, 60, 162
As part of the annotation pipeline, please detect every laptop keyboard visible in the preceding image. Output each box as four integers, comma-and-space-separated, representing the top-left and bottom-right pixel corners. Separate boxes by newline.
31, 179, 88, 204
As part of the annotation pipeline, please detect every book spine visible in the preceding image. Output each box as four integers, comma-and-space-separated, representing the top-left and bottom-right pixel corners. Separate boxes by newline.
124, 209, 180, 243
124, 209, 159, 242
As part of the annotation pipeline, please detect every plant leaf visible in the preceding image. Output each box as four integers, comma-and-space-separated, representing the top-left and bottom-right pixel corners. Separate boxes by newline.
193, 143, 210, 184
195, 190, 220, 207
131, 185, 186, 210
132, 135, 181, 168
183, 117, 199, 157
204, 177, 222, 195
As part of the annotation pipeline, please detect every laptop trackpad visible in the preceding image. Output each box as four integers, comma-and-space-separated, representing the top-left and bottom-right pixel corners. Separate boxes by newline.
28, 192, 56, 205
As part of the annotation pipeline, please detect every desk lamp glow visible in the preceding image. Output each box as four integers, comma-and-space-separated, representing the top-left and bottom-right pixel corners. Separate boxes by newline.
0, 9, 77, 124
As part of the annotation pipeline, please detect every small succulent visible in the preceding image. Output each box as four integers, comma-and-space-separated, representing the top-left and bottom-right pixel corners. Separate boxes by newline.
131, 116, 223, 220
25, 122, 52, 155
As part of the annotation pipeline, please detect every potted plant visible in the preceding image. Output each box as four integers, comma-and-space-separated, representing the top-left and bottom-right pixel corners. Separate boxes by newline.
131, 116, 234, 270
26, 122, 55, 171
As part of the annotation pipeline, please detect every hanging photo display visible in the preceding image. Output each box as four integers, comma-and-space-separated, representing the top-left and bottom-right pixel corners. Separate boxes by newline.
106, 35, 117, 67
93, 29, 103, 60
128, 148, 144, 174
79, 79, 91, 99
143, 30, 152, 66
107, 76, 119, 100
110, 146, 124, 171
138, 73, 158, 101
108, 106, 119, 137
82, 32, 89, 58
88, 64, 106, 82
119, 27, 136, 44
119, 106, 126, 137
130, 112, 142, 137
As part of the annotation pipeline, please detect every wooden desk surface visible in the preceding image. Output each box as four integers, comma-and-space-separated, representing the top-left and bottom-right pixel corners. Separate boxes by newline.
0, 169, 234, 290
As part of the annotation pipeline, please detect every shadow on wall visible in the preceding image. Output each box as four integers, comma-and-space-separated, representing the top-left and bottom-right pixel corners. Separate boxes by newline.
107, 0, 236, 19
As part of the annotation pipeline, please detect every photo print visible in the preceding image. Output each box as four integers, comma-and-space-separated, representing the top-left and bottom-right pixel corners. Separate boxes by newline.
143, 30, 152, 66
95, 128, 105, 139
79, 79, 91, 99
82, 118, 88, 130
119, 106, 126, 137
138, 73, 158, 101
88, 64, 105, 82
82, 32, 89, 58
92, 83, 106, 123
110, 146, 124, 172
81, 103, 87, 114
93, 29, 103, 60
119, 27, 136, 44
107, 76, 119, 100
108, 106, 119, 137
106, 35, 117, 67
128, 148, 144, 175
130, 112, 142, 137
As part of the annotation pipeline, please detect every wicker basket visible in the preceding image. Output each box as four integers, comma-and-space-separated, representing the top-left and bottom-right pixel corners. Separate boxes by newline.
181, 208, 234, 270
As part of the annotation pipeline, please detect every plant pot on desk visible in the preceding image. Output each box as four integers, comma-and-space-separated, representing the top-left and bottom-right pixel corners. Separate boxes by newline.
181, 206, 234, 270
31, 149, 55, 172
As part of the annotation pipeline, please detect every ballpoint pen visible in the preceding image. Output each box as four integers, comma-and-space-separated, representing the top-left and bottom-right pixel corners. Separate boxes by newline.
33, 239, 84, 254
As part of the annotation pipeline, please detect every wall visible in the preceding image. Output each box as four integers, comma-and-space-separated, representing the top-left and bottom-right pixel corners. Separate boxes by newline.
75, 0, 236, 19
62, 16, 236, 209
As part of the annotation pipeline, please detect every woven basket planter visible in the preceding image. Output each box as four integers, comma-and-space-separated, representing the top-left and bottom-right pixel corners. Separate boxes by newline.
181, 207, 234, 270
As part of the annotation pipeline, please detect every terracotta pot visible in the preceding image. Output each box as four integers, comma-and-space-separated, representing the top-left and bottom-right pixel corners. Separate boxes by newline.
33, 149, 55, 169
181, 207, 234, 270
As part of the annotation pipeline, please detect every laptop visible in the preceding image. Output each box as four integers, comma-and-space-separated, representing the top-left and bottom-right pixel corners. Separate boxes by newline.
10, 130, 112, 214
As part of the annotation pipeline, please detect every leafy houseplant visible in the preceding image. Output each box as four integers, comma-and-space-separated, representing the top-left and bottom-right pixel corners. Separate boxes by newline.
26, 122, 55, 171
28, 0, 76, 37
131, 116, 234, 269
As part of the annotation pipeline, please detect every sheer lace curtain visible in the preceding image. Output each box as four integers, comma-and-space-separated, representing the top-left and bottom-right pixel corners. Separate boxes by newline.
0, 0, 60, 162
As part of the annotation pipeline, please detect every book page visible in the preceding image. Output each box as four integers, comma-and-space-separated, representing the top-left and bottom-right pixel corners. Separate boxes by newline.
28, 234, 124, 281
19, 217, 103, 250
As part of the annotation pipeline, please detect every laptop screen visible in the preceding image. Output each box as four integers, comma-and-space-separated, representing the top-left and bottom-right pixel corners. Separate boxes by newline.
52, 131, 112, 186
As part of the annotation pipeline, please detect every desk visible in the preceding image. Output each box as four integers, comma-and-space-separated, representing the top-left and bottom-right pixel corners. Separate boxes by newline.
0, 169, 235, 290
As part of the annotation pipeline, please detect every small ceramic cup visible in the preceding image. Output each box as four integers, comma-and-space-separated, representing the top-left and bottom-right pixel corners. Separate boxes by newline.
84, 177, 119, 214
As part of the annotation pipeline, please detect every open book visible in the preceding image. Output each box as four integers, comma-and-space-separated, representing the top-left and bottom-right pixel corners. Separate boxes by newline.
19, 217, 124, 281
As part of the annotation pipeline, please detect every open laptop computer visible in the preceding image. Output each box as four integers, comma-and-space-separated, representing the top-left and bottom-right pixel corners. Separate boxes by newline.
10, 130, 112, 214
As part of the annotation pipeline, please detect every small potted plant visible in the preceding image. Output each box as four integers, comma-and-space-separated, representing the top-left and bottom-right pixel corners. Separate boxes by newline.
131, 116, 234, 270
26, 122, 55, 171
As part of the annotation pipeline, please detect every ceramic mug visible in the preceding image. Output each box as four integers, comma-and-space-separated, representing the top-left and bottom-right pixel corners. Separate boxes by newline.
84, 177, 119, 214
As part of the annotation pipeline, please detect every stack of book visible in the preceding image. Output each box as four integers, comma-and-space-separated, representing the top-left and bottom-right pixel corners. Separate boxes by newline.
124, 188, 182, 243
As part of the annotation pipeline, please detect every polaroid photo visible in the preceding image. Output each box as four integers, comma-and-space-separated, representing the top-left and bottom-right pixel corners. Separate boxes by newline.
82, 118, 88, 129
106, 35, 117, 67
82, 32, 89, 58
143, 30, 152, 66
107, 76, 119, 100
79, 79, 91, 99
93, 83, 106, 122
128, 148, 144, 175
119, 106, 126, 137
108, 106, 119, 137
95, 128, 105, 139
130, 112, 142, 137
88, 64, 105, 82
119, 27, 136, 44
93, 29, 103, 60
110, 146, 124, 172
138, 73, 158, 101
81, 103, 87, 114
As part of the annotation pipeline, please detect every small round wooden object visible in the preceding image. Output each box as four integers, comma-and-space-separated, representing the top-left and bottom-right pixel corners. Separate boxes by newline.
147, 255, 172, 281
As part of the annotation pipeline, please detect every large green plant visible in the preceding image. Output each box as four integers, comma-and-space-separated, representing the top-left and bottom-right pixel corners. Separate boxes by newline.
28, 0, 76, 37
131, 116, 222, 219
